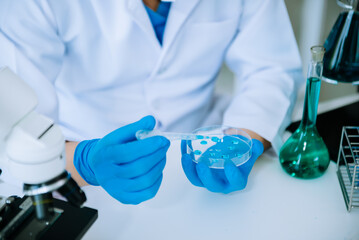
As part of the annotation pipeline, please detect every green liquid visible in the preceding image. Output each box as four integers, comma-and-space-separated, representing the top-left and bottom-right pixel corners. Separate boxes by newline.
279, 127, 330, 179
279, 77, 330, 179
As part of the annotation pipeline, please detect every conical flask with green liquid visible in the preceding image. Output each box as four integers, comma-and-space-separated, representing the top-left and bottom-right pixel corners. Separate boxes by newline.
279, 46, 330, 179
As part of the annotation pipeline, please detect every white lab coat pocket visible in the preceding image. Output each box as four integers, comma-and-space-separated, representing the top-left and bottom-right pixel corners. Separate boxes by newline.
175, 18, 239, 75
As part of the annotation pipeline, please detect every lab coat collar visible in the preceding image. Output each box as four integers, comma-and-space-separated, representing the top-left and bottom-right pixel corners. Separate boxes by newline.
126, 0, 201, 49
163, 0, 201, 47
126, 0, 159, 48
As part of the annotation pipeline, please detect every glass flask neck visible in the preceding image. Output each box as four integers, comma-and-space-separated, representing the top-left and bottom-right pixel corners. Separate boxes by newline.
301, 60, 323, 128
337, 0, 359, 11
307, 60, 324, 79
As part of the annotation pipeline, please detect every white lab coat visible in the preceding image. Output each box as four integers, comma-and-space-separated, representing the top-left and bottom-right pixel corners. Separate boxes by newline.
0, 0, 302, 152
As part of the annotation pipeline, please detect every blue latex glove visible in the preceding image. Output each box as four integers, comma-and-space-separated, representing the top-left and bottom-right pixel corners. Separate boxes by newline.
181, 138, 264, 194
74, 116, 170, 204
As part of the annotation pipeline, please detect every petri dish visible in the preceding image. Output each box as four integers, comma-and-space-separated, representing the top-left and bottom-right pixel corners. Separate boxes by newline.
185, 125, 252, 169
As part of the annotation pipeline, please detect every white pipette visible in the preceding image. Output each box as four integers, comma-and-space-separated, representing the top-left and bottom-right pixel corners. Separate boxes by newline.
136, 129, 210, 141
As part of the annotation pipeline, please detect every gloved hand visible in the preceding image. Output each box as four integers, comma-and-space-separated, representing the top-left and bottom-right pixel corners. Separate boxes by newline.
181, 138, 264, 194
74, 116, 170, 204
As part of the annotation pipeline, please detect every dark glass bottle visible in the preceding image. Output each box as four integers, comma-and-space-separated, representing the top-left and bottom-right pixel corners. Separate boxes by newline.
279, 46, 330, 179
323, 0, 359, 84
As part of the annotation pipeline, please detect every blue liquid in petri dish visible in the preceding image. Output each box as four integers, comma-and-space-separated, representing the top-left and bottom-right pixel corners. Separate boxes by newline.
211, 137, 220, 143
194, 150, 202, 155
191, 134, 251, 168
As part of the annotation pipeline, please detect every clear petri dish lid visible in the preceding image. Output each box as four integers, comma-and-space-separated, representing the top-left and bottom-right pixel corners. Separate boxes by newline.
186, 125, 252, 169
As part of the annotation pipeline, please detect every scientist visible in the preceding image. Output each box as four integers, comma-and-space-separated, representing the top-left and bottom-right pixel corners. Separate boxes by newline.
0, 0, 302, 203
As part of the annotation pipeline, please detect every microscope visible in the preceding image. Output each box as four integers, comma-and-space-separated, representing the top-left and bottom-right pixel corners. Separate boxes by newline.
0, 67, 97, 239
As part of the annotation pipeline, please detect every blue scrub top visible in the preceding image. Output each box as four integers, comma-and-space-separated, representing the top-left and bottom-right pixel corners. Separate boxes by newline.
144, 2, 171, 45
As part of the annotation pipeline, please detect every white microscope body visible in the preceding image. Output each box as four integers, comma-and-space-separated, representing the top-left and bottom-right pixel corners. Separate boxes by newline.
0, 67, 65, 185
0, 67, 85, 222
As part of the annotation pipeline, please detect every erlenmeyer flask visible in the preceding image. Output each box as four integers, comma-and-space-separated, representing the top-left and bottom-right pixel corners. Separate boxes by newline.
279, 46, 330, 179
323, 0, 359, 84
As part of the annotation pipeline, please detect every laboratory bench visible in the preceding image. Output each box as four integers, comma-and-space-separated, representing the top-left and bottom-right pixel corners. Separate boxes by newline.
1, 95, 359, 240
84, 142, 359, 240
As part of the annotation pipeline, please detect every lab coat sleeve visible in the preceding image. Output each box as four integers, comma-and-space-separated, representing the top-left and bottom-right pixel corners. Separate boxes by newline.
0, 0, 65, 122
223, 0, 303, 153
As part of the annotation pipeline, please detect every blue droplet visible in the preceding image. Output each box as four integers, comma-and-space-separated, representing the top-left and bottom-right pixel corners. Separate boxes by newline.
200, 140, 207, 145
194, 150, 202, 155
211, 137, 220, 143
196, 135, 204, 139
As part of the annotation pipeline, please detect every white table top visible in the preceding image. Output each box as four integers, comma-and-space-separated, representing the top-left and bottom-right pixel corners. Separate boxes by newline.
76, 141, 358, 240
1, 141, 358, 240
